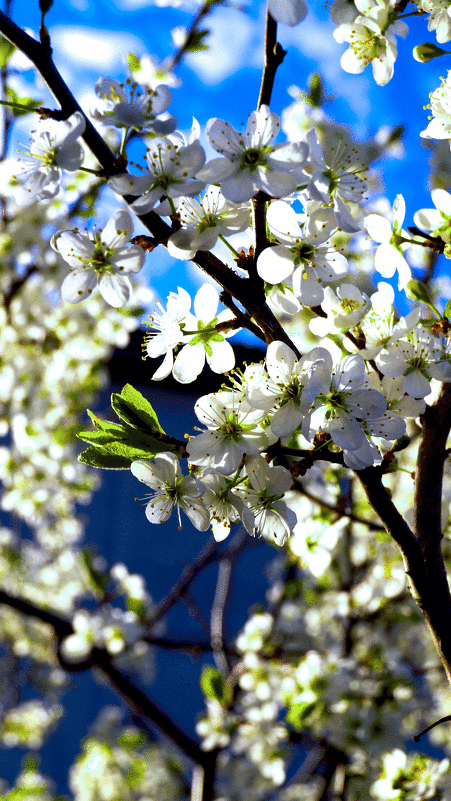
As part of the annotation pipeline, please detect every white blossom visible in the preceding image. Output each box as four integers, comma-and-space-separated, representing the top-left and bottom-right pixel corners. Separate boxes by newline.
186, 391, 271, 475
257, 200, 347, 306
92, 77, 176, 134
376, 326, 442, 398
333, 0, 408, 85
419, 0, 451, 43
108, 133, 206, 215
17, 111, 86, 201
51, 210, 145, 307
199, 468, 254, 541
131, 452, 210, 530
167, 186, 250, 259
421, 70, 451, 142
169, 284, 237, 384
143, 286, 195, 380
196, 105, 308, 203
303, 128, 366, 233
413, 187, 451, 252
364, 195, 412, 288
302, 353, 406, 464
246, 341, 332, 438
238, 455, 297, 545
309, 283, 371, 337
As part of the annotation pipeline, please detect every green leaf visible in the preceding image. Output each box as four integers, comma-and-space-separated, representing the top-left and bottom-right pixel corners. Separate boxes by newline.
78, 447, 132, 470
0, 37, 15, 69
127, 52, 141, 72
118, 731, 146, 751
126, 596, 148, 624
305, 72, 323, 107
125, 757, 146, 789
200, 667, 232, 707
81, 548, 108, 593
111, 384, 165, 434
444, 299, 451, 319
87, 410, 126, 434
77, 429, 129, 446
286, 701, 317, 731
5, 87, 42, 117
186, 29, 210, 53
99, 438, 172, 461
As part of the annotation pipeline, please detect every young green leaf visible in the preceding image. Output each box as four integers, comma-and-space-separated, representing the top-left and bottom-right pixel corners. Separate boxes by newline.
200, 667, 232, 707
0, 37, 15, 69
78, 447, 132, 470
111, 385, 165, 434
77, 429, 129, 446
87, 410, 127, 435
127, 52, 141, 72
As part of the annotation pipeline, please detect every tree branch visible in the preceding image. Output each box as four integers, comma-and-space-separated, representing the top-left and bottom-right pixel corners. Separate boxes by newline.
0, 588, 215, 773
357, 464, 451, 683
257, 9, 286, 109
210, 558, 232, 675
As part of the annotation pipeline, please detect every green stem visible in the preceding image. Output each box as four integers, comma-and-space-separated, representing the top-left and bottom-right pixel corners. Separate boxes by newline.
397, 10, 426, 18
218, 234, 240, 257
79, 166, 103, 176
120, 126, 129, 157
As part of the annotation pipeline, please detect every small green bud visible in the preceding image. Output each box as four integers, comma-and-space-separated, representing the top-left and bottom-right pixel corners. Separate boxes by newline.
413, 42, 448, 62
127, 52, 141, 73
392, 435, 411, 453
306, 73, 323, 107
406, 279, 433, 305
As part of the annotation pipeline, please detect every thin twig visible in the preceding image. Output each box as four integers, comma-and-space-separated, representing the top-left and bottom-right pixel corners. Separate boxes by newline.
297, 483, 385, 532
211, 558, 232, 674
257, 9, 286, 109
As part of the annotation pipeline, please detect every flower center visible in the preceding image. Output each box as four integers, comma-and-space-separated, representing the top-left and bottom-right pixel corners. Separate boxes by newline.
42, 147, 59, 168
240, 146, 271, 174
220, 413, 244, 441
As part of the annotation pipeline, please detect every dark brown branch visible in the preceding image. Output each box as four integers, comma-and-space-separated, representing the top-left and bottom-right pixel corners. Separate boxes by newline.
415, 383, 451, 556
219, 292, 267, 343
413, 383, 451, 678
2, 265, 38, 316
252, 192, 270, 262
257, 9, 286, 109
149, 527, 254, 629
358, 464, 451, 683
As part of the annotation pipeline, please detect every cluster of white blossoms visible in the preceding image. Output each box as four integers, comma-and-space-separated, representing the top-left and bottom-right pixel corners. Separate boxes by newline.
331, 0, 451, 85
16, 79, 449, 542
131, 316, 449, 542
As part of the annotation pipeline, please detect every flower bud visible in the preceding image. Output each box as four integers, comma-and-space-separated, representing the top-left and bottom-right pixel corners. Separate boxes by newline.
413, 43, 448, 62
406, 279, 433, 305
